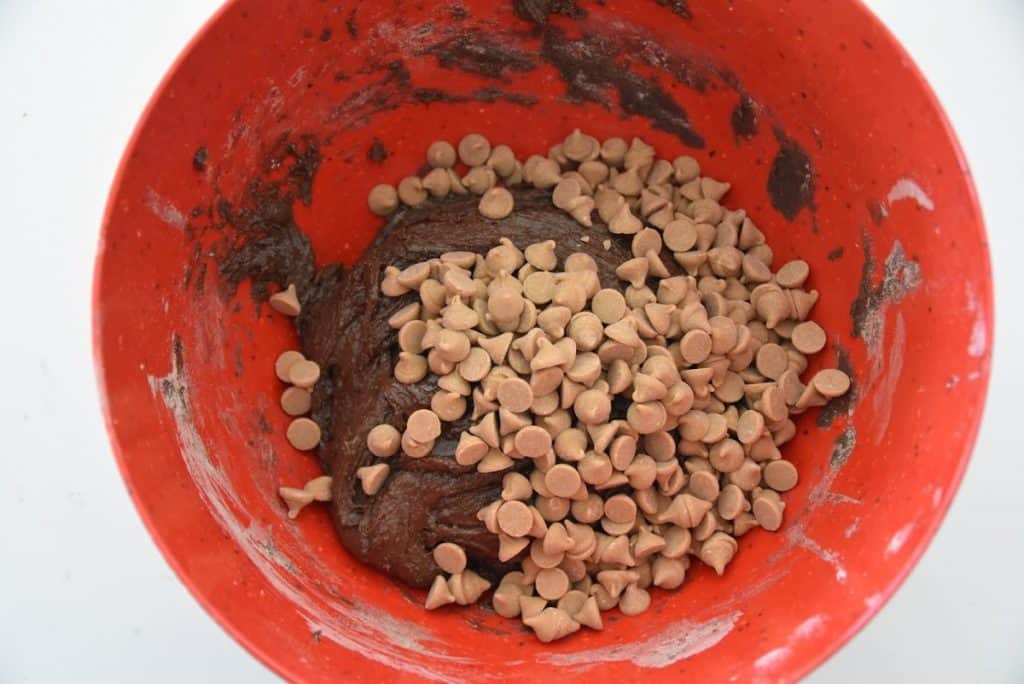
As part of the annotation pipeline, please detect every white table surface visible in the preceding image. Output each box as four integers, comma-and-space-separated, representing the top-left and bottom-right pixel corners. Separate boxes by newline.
1, 1, 1021, 681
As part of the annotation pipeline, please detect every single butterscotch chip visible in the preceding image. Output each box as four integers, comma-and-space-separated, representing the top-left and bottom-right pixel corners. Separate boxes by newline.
356, 463, 390, 496
406, 409, 442, 443
464, 166, 498, 195
278, 486, 314, 519
791, 321, 826, 354
367, 183, 398, 215
479, 187, 515, 219
515, 425, 553, 458
458, 133, 491, 166
397, 176, 428, 207
535, 567, 571, 601
422, 167, 452, 198
736, 409, 765, 445
366, 424, 401, 458
710, 438, 744, 473
552, 177, 583, 211
280, 386, 312, 416
627, 401, 667, 435
392, 352, 427, 384
545, 463, 583, 499
763, 459, 799, 491
287, 359, 320, 389
269, 283, 301, 316
752, 491, 784, 531
498, 500, 534, 538
436, 329, 471, 363
286, 417, 321, 451
812, 368, 851, 398
699, 532, 738, 575
755, 343, 788, 380
574, 389, 611, 425
426, 140, 457, 168
776, 259, 810, 288
425, 574, 456, 610
457, 347, 492, 383
433, 542, 468, 574
487, 145, 518, 177
618, 584, 651, 616
680, 330, 712, 365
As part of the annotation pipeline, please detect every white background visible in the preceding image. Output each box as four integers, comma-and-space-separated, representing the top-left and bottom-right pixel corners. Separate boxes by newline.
1, 1, 1021, 681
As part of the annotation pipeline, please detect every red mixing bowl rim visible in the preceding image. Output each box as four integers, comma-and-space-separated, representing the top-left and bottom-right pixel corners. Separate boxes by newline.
91, 0, 994, 680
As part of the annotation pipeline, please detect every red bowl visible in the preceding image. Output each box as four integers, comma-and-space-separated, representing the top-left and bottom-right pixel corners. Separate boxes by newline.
93, 0, 992, 680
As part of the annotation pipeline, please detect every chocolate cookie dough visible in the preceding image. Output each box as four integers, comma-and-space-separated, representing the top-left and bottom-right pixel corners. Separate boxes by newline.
297, 190, 632, 588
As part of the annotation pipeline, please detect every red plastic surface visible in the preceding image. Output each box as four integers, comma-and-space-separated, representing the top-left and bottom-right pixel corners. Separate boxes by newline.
94, 1, 992, 681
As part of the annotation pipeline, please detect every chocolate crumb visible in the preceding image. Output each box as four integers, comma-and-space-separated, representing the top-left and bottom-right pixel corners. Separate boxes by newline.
368, 138, 388, 163
192, 146, 208, 172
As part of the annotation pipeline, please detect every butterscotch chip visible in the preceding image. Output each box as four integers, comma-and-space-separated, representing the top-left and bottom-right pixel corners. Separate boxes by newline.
562, 313, 601, 353
544, 463, 581, 498
698, 531, 737, 575
587, 289, 624, 325
535, 567, 571, 601
710, 439, 744, 473
422, 167, 452, 198
436, 329, 471, 363
498, 500, 534, 538
366, 424, 401, 458
716, 484, 748, 520
425, 575, 456, 610
790, 320, 826, 354
458, 133, 491, 166
479, 187, 515, 219
579, 451, 613, 486
457, 347, 492, 383
574, 389, 611, 425
278, 486, 314, 519
618, 584, 651, 616
462, 166, 497, 195
752, 492, 784, 531
680, 330, 712, 365
432, 391, 466, 422
763, 460, 799, 491
776, 259, 810, 288
427, 141, 457, 169
627, 401, 667, 435
280, 386, 312, 416
522, 271, 557, 305
812, 368, 851, 398
755, 343, 788, 380
367, 184, 399, 215
394, 352, 427, 384
736, 410, 765, 445
356, 462, 390, 495
760, 385, 788, 422
397, 319, 427, 354
513, 425, 551, 458
685, 470, 717, 502
286, 417, 321, 450
487, 145, 518, 177
432, 542, 468, 574
397, 176, 428, 207
287, 359, 320, 389
598, 493, 635, 524
269, 283, 301, 316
